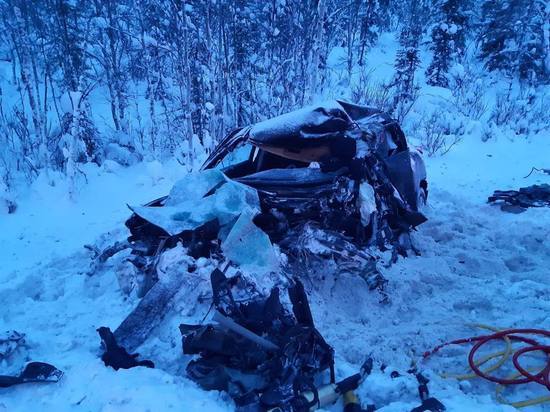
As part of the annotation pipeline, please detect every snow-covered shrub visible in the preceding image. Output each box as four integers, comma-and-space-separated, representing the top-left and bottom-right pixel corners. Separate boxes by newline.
351, 69, 393, 112
392, 84, 420, 123
491, 88, 550, 136
414, 110, 462, 156
104, 143, 142, 167
57, 102, 102, 198
480, 122, 498, 142
103, 130, 143, 166
0, 166, 16, 214
0, 105, 41, 184
59, 91, 103, 165
78, 117, 102, 164
458, 83, 489, 121
449, 64, 489, 121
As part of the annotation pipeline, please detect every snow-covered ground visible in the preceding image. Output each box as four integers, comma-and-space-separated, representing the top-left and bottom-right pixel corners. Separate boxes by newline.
1, 26, 549, 412
1, 130, 549, 411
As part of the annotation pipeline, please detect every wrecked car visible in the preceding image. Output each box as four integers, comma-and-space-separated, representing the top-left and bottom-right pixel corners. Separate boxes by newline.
202, 100, 427, 246
93, 100, 429, 368
125, 100, 427, 272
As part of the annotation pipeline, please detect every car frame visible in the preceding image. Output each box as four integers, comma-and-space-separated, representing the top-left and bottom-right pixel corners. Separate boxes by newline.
200, 100, 427, 248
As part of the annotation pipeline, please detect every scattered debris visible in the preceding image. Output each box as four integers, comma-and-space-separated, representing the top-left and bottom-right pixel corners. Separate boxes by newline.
0, 330, 26, 361
282, 223, 387, 284
411, 372, 446, 412
180, 270, 336, 410
0, 362, 63, 388
488, 184, 550, 213
84, 240, 129, 276
523, 167, 550, 178
300, 374, 363, 411
343, 358, 376, 412
0, 332, 63, 389
97, 327, 154, 371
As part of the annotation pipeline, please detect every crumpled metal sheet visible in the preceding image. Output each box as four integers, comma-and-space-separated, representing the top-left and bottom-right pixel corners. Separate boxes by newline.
130, 169, 260, 236
202, 100, 379, 170
384, 149, 420, 211
234, 167, 345, 197
249, 101, 352, 145
221, 208, 278, 270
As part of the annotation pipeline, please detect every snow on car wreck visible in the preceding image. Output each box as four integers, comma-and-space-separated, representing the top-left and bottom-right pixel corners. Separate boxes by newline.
120, 100, 427, 294
202, 100, 427, 247
87, 100, 430, 400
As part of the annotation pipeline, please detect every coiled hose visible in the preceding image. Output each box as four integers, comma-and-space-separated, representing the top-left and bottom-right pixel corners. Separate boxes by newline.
423, 325, 550, 408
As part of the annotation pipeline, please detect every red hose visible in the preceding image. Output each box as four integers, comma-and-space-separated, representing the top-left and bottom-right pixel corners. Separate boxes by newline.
425, 328, 550, 391
513, 345, 550, 390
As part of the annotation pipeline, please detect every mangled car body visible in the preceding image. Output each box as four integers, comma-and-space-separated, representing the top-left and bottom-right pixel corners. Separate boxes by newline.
94, 101, 430, 395
126, 100, 428, 277
202, 100, 427, 246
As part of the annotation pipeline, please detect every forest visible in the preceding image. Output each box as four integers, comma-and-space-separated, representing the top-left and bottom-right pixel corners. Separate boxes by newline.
0, 0, 548, 204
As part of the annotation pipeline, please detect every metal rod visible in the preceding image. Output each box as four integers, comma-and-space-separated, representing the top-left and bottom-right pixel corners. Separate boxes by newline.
212, 310, 279, 352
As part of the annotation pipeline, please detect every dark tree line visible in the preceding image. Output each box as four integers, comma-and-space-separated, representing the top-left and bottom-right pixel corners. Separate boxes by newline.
479, 0, 548, 84
0, 0, 547, 185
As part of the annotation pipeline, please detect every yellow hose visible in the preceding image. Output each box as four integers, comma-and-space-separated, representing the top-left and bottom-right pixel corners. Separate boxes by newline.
438, 324, 550, 409
495, 369, 550, 408
441, 324, 512, 380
